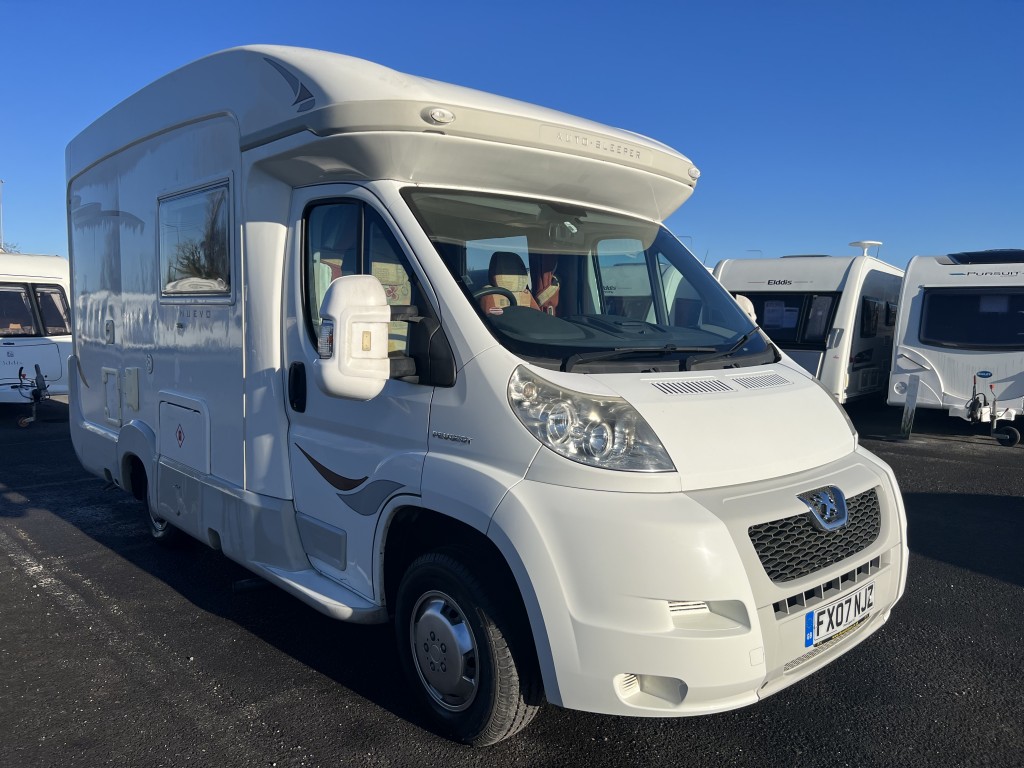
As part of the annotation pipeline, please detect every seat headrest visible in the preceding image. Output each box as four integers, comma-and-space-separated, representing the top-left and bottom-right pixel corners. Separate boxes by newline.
489, 251, 529, 293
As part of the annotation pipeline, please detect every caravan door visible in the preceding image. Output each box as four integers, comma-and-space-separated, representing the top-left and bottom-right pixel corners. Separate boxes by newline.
283, 186, 433, 602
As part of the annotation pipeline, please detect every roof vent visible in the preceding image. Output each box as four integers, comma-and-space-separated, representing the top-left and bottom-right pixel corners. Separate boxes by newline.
947, 249, 1024, 265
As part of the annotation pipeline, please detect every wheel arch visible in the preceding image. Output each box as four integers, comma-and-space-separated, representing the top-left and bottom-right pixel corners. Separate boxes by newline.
117, 419, 158, 507
379, 505, 549, 701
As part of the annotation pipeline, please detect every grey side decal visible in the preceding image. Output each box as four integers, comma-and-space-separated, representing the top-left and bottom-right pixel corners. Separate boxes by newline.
264, 57, 316, 112
339, 480, 404, 517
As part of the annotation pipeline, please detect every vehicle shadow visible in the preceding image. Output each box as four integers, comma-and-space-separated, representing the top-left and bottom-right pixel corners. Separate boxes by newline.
0, 418, 435, 737
844, 396, 1016, 445
902, 491, 1024, 587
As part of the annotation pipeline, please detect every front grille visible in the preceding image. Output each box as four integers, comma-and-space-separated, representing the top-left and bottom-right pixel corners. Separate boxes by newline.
748, 488, 881, 583
783, 617, 869, 672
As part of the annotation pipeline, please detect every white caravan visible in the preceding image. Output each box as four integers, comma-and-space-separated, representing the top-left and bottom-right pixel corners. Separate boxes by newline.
888, 250, 1024, 446
66, 46, 908, 745
714, 245, 904, 403
0, 252, 72, 407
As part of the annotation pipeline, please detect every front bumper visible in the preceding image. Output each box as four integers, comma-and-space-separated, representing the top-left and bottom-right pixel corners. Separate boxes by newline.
487, 446, 908, 716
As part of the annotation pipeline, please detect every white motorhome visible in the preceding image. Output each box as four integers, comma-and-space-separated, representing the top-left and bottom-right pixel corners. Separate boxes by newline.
713, 245, 904, 404
66, 46, 908, 745
888, 250, 1024, 447
0, 252, 72, 407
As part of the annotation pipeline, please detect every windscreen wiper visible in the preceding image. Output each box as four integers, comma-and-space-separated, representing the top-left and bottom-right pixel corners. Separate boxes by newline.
564, 344, 715, 372
684, 329, 761, 371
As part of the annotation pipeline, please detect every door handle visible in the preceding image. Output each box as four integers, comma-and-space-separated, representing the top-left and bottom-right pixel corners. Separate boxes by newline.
288, 362, 307, 413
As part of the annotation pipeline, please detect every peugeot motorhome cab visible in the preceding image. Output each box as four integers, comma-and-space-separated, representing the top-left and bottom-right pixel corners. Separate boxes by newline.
714, 244, 904, 404
66, 46, 908, 745
0, 253, 72, 406
888, 250, 1024, 446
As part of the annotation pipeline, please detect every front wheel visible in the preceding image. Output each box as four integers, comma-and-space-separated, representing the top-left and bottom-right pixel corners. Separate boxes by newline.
395, 551, 541, 746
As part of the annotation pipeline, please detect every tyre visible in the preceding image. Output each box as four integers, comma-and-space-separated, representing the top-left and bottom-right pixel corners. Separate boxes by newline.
995, 426, 1021, 448
395, 551, 542, 746
147, 502, 186, 546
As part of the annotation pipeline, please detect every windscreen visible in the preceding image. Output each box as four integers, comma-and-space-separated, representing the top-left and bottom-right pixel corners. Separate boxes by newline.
403, 189, 774, 372
920, 288, 1024, 349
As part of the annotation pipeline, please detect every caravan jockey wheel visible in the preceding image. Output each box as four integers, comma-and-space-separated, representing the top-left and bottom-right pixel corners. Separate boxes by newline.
994, 427, 1021, 448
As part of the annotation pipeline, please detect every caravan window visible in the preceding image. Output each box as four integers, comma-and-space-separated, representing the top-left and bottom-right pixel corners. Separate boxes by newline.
159, 183, 231, 296
0, 283, 69, 337
920, 288, 1024, 349
34, 286, 71, 335
860, 297, 882, 338
0, 285, 36, 337
742, 292, 840, 347
304, 201, 427, 356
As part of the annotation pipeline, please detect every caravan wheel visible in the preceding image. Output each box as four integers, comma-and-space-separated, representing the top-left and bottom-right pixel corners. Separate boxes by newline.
995, 427, 1021, 448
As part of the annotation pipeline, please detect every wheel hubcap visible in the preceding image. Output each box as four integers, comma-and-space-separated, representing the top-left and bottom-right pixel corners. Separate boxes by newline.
149, 507, 168, 532
409, 590, 478, 711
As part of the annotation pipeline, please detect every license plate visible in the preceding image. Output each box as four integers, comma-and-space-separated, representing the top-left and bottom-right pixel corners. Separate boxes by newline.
804, 582, 874, 647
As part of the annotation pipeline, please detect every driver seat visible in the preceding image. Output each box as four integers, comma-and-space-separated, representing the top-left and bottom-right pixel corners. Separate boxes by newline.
479, 251, 541, 313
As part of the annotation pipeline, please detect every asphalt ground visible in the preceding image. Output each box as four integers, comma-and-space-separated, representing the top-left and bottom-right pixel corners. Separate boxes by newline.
0, 395, 1021, 768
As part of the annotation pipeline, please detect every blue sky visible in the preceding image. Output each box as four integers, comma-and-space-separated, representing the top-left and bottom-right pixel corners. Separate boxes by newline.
1, 0, 1021, 268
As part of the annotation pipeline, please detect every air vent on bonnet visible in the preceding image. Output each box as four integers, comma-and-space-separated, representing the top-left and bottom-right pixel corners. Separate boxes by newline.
730, 373, 793, 389
651, 379, 734, 395
650, 372, 792, 395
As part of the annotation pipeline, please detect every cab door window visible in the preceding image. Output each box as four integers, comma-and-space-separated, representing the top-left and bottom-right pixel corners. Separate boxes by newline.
304, 201, 425, 355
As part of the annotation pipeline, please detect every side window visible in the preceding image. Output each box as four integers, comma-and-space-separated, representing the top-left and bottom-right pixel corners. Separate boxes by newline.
304, 201, 426, 356
159, 183, 231, 295
34, 285, 71, 335
805, 295, 836, 342
365, 207, 418, 354
885, 301, 898, 327
307, 202, 360, 331
0, 284, 36, 336
861, 297, 881, 338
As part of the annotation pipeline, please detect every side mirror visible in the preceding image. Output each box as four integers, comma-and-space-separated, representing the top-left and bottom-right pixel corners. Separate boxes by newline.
313, 275, 390, 400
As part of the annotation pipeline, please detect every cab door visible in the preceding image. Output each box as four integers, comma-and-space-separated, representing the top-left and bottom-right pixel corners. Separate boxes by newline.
283, 185, 433, 602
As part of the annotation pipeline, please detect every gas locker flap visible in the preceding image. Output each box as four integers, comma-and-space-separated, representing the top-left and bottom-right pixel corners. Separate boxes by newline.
158, 398, 210, 474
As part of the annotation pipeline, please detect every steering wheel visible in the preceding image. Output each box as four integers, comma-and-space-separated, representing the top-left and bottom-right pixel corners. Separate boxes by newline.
472, 286, 518, 306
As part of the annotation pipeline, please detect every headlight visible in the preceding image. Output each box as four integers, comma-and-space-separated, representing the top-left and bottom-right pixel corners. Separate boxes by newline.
508, 366, 674, 472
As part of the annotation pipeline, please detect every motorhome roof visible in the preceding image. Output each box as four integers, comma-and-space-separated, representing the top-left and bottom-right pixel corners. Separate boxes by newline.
66, 45, 699, 217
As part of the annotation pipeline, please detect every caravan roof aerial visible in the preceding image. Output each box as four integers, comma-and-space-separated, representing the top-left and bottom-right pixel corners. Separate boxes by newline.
888, 250, 1024, 446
